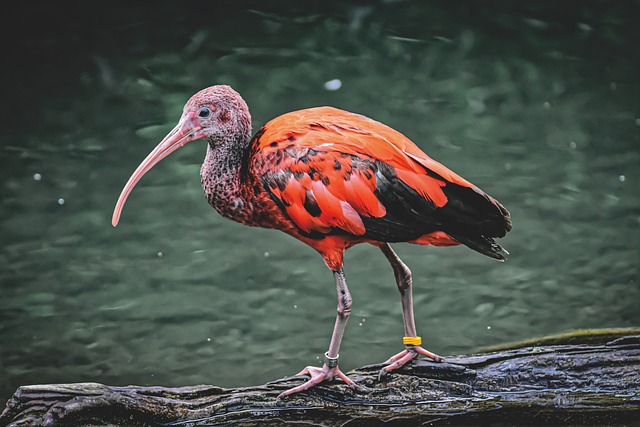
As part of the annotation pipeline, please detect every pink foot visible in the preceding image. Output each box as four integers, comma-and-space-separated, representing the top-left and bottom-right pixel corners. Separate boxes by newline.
278, 364, 357, 398
378, 345, 445, 379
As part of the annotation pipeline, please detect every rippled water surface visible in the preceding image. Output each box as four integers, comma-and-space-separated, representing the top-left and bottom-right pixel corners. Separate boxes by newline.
1, 2, 638, 405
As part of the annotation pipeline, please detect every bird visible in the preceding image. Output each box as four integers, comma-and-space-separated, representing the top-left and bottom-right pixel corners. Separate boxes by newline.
112, 85, 511, 398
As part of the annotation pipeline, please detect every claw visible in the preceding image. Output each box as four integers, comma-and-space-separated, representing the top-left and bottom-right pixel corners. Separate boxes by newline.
378, 345, 444, 380
413, 345, 445, 362
278, 364, 357, 398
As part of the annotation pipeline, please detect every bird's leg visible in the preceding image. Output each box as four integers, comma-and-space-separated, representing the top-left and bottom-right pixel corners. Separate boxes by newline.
278, 268, 358, 398
378, 243, 444, 379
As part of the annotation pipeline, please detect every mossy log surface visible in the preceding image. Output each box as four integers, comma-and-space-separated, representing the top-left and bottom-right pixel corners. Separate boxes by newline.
1, 329, 639, 426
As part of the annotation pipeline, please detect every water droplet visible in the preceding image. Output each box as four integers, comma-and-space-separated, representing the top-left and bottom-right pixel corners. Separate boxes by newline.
358, 322, 363, 326
543, 101, 551, 109
487, 325, 492, 330
504, 163, 512, 171
264, 251, 270, 258
361, 318, 366, 323
619, 175, 626, 182
157, 252, 163, 258
33, 173, 42, 181
635, 118, 640, 126
57, 198, 65, 205
207, 337, 211, 342
293, 304, 298, 309
569, 141, 577, 149
610, 81, 617, 91
324, 79, 342, 91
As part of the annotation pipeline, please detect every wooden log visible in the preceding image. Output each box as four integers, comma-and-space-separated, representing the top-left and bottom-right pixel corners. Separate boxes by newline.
1, 329, 639, 426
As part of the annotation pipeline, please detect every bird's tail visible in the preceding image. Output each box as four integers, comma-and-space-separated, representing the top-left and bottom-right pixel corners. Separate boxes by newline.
438, 186, 512, 261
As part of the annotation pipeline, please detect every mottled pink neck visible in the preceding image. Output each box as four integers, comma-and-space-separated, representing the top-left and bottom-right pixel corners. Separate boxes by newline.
200, 119, 254, 224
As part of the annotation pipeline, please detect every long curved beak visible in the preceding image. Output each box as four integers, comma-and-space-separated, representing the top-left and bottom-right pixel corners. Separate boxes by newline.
112, 113, 206, 227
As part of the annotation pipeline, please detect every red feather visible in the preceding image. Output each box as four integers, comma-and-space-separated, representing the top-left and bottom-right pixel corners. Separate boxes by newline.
250, 106, 509, 268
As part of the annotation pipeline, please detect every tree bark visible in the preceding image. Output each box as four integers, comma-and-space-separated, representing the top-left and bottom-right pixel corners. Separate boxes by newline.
2, 329, 639, 426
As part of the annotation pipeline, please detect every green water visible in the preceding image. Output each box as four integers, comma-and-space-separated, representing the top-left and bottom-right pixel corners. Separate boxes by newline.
1, 2, 638, 407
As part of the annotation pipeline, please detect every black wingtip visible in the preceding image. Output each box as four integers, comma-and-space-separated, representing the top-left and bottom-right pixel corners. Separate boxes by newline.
447, 233, 509, 261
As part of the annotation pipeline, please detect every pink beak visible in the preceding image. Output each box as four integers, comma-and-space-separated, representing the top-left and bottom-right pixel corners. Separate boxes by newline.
112, 111, 207, 226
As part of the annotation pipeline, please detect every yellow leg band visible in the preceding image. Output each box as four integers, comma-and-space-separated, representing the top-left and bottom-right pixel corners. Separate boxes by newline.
403, 336, 422, 346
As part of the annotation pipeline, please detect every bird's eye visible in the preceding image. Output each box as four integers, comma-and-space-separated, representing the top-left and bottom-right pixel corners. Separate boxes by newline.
198, 107, 211, 118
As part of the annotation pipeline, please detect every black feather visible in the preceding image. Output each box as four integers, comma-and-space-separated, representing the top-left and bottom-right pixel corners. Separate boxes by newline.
360, 161, 510, 259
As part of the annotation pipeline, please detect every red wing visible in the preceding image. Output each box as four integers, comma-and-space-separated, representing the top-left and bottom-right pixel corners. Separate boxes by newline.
258, 150, 386, 237
253, 106, 474, 194
251, 106, 511, 258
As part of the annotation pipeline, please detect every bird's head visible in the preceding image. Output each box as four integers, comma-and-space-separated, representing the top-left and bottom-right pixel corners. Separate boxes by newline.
111, 85, 251, 227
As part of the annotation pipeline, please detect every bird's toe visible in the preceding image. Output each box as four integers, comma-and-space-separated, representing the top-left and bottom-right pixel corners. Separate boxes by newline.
278, 365, 356, 398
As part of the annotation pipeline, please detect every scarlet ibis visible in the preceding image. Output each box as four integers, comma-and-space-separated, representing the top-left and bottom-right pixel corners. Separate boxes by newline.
112, 85, 511, 397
